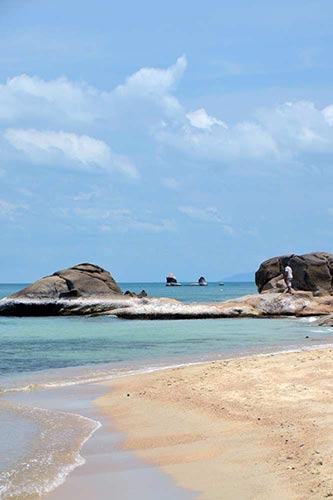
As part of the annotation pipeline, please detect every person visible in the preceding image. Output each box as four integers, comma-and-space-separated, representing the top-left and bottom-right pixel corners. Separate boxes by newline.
284, 264, 293, 293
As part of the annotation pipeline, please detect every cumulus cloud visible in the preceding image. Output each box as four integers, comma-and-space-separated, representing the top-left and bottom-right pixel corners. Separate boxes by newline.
186, 108, 227, 130
1, 57, 333, 172
115, 55, 186, 98
0, 57, 187, 127
156, 98, 333, 164
158, 119, 278, 162
0, 74, 102, 124
4, 128, 138, 177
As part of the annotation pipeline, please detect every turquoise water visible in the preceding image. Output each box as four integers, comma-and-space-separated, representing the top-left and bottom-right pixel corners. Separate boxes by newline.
0, 281, 256, 302
0, 282, 331, 384
0, 281, 332, 499
0, 281, 331, 383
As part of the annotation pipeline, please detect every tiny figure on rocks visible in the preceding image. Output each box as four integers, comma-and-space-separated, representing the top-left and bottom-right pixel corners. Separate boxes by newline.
284, 265, 293, 293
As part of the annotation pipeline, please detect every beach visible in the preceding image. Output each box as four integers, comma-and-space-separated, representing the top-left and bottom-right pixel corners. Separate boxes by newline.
96, 347, 333, 500
1, 283, 333, 498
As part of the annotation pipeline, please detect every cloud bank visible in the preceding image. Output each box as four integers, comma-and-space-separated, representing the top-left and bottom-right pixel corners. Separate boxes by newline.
1, 56, 333, 179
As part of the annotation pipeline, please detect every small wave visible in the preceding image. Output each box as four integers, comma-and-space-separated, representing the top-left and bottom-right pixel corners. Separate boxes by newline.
0, 401, 101, 499
0, 362, 194, 396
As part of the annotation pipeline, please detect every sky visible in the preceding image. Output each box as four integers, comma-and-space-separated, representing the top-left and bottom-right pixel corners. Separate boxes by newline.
1, 0, 333, 282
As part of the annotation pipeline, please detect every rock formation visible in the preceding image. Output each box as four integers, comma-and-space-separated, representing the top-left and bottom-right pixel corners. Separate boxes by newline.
2, 260, 333, 319
110, 291, 333, 319
255, 252, 333, 296
0, 263, 125, 315
9, 263, 122, 299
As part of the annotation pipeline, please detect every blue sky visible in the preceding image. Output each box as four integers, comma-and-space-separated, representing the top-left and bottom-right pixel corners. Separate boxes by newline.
1, 0, 333, 282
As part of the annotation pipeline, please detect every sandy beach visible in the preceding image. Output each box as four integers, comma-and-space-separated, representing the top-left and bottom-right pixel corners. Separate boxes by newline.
96, 348, 333, 500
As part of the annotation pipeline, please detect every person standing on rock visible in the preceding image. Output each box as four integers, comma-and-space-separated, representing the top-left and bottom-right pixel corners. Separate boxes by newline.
284, 265, 293, 293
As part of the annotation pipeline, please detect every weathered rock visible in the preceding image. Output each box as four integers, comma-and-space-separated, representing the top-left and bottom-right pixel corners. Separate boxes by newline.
255, 252, 333, 295
123, 289, 148, 298
2, 261, 333, 319
111, 292, 333, 320
316, 314, 333, 327
0, 263, 124, 315
10, 263, 122, 299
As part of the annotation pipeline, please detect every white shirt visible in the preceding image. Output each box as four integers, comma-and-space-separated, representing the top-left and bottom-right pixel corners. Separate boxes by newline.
285, 266, 293, 279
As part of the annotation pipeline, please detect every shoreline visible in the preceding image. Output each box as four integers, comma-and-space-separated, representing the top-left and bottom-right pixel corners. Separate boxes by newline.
95, 346, 333, 499
1, 325, 333, 498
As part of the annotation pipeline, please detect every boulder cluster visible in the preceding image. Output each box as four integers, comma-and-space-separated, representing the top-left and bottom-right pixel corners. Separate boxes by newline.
255, 252, 333, 296
2, 254, 333, 321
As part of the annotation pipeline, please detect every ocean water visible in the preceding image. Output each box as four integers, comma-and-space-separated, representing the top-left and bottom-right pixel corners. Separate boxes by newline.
0, 282, 332, 499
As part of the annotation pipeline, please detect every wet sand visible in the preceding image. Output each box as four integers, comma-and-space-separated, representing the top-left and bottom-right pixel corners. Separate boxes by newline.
96, 348, 333, 500
8, 384, 192, 500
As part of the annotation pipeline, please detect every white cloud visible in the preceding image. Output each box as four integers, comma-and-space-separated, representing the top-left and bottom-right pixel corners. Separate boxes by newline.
4, 129, 138, 177
179, 206, 225, 223
179, 206, 234, 234
0, 198, 28, 219
68, 206, 175, 233
161, 177, 181, 190
67, 191, 97, 201
323, 105, 333, 126
157, 98, 333, 164
0, 57, 187, 127
256, 101, 333, 154
158, 119, 277, 162
115, 55, 187, 98
186, 108, 228, 130
0, 74, 102, 123
1, 58, 333, 173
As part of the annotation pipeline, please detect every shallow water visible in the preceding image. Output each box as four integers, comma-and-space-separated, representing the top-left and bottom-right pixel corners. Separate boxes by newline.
0, 282, 332, 498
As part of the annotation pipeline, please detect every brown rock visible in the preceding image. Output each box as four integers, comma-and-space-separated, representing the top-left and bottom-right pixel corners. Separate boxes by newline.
255, 252, 333, 295
9, 263, 122, 299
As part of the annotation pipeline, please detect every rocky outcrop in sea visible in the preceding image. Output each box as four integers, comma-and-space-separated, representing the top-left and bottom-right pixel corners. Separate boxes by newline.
255, 252, 333, 296
2, 257, 333, 321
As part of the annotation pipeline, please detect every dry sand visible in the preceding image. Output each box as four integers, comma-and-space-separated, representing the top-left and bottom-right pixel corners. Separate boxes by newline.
96, 348, 333, 500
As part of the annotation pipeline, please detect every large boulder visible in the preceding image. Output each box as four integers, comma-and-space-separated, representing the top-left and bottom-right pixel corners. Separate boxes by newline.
9, 263, 122, 299
255, 252, 333, 295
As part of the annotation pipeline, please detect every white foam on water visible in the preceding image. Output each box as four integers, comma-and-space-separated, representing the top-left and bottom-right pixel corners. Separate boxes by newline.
0, 400, 101, 499
1, 339, 333, 499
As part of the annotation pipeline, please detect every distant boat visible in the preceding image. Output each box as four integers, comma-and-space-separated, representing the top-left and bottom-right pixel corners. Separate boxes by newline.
219, 282, 224, 286
166, 273, 182, 286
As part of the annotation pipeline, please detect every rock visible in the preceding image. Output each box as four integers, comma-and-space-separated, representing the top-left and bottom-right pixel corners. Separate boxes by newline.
123, 289, 148, 298
10, 263, 122, 299
255, 252, 333, 295
2, 263, 333, 319
111, 292, 333, 320
0, 263, 124, 316
316, 314, 333, 327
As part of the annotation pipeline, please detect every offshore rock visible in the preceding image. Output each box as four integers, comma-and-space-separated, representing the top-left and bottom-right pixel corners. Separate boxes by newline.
0, 263, 123, 315
255, 252, 333, 295
9, 263, 122, 299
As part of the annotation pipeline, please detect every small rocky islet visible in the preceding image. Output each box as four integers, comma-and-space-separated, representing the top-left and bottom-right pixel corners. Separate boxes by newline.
1, 253, 333, 323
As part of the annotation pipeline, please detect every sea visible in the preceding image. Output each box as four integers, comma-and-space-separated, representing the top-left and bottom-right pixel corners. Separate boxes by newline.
0, 282, 332, 499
